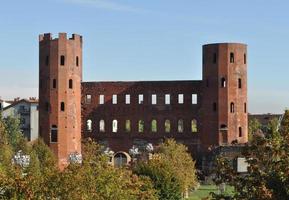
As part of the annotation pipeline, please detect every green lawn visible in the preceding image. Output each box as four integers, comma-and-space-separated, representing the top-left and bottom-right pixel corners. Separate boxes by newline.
188, 184, 234, 200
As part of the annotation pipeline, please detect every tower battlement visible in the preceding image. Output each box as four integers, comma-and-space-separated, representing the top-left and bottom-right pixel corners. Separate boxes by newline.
39, 33, 82, 43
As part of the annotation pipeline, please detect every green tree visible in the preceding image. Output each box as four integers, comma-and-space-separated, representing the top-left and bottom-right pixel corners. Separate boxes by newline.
213, 110, 289, 200
134, 139, 198, 200
248, 118, 261, 142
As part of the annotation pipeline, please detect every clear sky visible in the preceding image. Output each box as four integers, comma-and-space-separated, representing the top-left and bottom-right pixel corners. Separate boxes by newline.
0, 0, 288, 114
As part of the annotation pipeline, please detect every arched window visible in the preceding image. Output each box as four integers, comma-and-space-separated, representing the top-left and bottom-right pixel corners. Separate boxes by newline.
51, 125, 58, 143
165, 120, 171, 133
60, 102, 65, 111
69, 79, 73, 89
191, 119, 197, 133
114, 152, 128, 168
230, 102, 235, 113
99, 120, 105, 132
112, 120, 118, 133
87, 119, 92, 131
125, 120, 131, 132
178, 119, 184, 133
53, 79, 57, 88
45, 55, 49, 65
238, 78, 242, 88
151, 119, 157, 132
60, 55, 65, 65
138, 120, 144, 133
239, 127, 242, 137
230, 52, 234, 63
221, 77, 226, 88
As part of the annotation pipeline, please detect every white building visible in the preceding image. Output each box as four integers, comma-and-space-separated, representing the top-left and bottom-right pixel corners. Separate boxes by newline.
1, 98, 39, 141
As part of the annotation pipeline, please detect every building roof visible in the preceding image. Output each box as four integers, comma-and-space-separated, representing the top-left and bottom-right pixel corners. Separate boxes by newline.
249, 113, 282, 126
2, 98, 38, 111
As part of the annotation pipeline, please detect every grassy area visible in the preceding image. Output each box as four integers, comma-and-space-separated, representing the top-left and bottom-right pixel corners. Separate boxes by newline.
188, 184, 234, 200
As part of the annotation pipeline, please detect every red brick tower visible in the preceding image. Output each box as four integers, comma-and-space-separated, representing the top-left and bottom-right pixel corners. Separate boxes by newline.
202, 43, 248, 147
39, 33, 82, 169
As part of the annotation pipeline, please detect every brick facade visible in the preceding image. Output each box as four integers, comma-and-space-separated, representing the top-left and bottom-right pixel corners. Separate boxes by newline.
39, 33, 248, 167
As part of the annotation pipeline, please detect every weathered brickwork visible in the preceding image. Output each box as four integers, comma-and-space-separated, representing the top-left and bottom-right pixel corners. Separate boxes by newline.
39, 33, 248, 167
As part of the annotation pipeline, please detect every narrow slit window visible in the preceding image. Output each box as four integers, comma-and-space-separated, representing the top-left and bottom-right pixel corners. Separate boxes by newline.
51, 125, 58, 143
86, 95, 92, 104
112, 94, 117, 104
69, 79, 73, 89
213, 102, 217, 111
53, 79, 56, 89
45, 56, 49, 65
244, 53, 246, 64
125, 94, 130, 104
244, 103, 247, 113
60, 102, 65, 111
138, 94, 144, 104
178, 94, 184, 104
76, 56, 79, 66
60, 55, 65, 66
239, 127, 242, 137
45, 102, 50, 112
238, 78, 242, 89
151, 94, 157, 105
221, 77, 226, 88
230, 52, 234, 63
192, 94, 197, 104
230, 102, 235, 113
165, 94, 170, 105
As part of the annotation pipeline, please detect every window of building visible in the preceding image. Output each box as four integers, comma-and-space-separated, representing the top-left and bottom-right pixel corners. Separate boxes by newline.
125, 94, 130, 104
112, 119, 118, 133
165, 94, 170, 105
45, 102, 50, 112
112, 95, 117, 104
178, 94, 184, 104
99, 120, 105, 132
213, 102, 217, 111
244, 103, 247, 113
220, 124, 227, 130
230, 52, 234, 63
192, 94, 197, 104
206, 79, 209, 87
99, 95, 104, 104
151, 94, 157, 105
178, 119, 184, 133
239, 127, 242, 137
213, 53, 217, 63
125, 120, 131, 132
230, 102, 235, 113
244, 53, 246, 64
87, 119, 92, 131
51, 125, 58, 143
138, 94, 144, 104
76, 56, 79, 66
53, 79, 56, 89
165, 120, 171, 133
45, 56, 49, 65
151, 119, 157, 132
69, 79, 73, 89
138, 120, 144, 133
60, 55, 65, 66
86, 95, 92, 104
191, 119, 197, 133
221, 77, 226, 88
60, 102, 65, 111
238, 78, 242, 89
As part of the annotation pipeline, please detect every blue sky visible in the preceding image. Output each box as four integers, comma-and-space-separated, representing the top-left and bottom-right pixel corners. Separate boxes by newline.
0, 0, 288, 113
